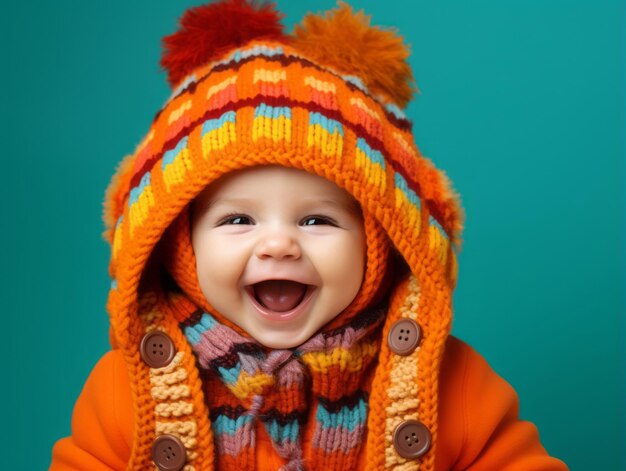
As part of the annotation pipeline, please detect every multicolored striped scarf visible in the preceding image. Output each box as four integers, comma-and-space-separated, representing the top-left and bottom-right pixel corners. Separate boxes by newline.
178, 301, 386, 471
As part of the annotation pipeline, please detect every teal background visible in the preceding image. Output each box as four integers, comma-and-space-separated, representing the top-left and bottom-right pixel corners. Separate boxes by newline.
1, 1, 623, 469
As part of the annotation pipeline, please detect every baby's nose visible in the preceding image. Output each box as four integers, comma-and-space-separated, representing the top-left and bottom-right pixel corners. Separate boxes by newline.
254, 232, 302, 260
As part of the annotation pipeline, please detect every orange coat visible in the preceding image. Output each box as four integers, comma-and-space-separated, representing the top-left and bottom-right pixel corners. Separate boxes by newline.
50, 336, 568, 470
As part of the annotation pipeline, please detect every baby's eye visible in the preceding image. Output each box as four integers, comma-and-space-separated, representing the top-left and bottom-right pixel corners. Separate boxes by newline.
218, 214, 254, 225
301, 216, 337, 226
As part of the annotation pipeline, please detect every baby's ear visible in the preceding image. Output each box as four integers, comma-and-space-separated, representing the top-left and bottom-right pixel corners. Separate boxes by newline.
102, 154, 135, 244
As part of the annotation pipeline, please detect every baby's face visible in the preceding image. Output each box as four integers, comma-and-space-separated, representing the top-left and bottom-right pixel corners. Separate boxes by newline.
190, 166, 366, 348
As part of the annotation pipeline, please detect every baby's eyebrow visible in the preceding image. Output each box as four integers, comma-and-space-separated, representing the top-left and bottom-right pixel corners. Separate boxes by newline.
202, 197, 258, 211
299, 197, 362, 215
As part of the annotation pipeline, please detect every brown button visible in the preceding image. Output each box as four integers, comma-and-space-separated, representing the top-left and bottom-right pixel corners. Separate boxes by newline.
393, 419, 431, 459
387, 319, 422, 356
140, 331, 176, 368
152, 434, 187, 471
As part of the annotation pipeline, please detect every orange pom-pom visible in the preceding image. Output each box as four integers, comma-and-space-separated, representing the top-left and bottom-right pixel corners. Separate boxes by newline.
293, 2, 417, 108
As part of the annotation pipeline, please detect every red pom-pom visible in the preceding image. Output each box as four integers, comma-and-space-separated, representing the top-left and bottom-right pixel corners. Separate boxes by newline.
161, 0, 287, 88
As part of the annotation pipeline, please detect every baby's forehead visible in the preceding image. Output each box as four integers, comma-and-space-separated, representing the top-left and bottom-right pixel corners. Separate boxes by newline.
193, 165, 361, 212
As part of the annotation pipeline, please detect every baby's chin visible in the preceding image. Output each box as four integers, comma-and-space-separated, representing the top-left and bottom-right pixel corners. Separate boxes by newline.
247, 327, 314, 350
238, 316, 329, 349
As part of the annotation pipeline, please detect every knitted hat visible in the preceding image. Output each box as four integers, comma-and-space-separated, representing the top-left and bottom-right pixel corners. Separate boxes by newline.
102, 1, 464, 469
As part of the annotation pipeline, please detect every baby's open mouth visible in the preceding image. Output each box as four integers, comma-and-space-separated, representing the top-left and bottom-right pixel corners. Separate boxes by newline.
249, 280, 310, 312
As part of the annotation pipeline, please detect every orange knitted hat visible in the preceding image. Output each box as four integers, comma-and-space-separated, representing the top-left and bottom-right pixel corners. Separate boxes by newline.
101, 1, 464, 469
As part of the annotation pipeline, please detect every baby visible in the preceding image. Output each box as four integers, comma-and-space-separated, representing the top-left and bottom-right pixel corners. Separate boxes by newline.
189, 165, 367, 349
51, 1, 568, 470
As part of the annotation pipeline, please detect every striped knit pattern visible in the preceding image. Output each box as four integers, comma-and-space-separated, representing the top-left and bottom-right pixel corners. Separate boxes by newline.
120, 43, 458, 252
298, 309, 383, 470
179, 302, 386, 471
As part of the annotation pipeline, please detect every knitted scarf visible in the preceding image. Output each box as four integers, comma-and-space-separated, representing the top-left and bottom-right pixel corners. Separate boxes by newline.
175, 298, 386, 471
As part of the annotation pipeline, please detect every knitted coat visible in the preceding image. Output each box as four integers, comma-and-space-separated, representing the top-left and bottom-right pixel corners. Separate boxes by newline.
51, 2, 567, 470
51, 336, 567, 470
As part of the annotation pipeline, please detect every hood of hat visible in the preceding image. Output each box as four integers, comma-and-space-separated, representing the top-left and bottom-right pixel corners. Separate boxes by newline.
102, 39, 464, 349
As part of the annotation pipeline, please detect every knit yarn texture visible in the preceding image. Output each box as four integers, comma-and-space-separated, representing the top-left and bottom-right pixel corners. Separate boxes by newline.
102, 2, 464, 470
173, 293, 386, 471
